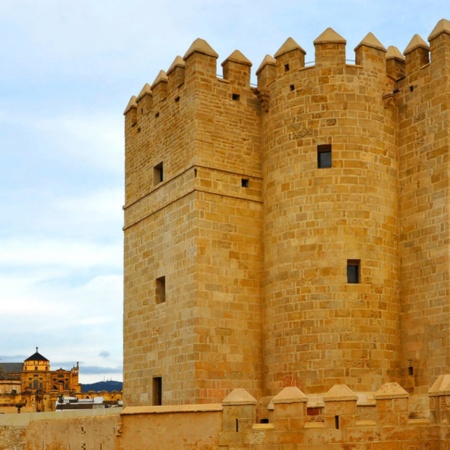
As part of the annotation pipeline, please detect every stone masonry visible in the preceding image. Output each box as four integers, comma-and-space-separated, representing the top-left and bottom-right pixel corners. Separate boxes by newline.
123, 19, 450, 407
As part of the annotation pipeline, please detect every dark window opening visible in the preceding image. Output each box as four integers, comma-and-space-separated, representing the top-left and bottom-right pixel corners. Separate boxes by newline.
155, 112, 160, 118
347, 260, 360, 284
241, 178, 249, 188
307, 407, 322, 416
175, 96, 180, 102
232, 93, 240, 101
318, 144, 332, 168
409, 85, 414, 92
152, 377, 162, 405
284, 63, 290, 71
156, 276, 166, 304
290, 84, 295, 91
408, 360, 414, 376
154, 162, 163, 185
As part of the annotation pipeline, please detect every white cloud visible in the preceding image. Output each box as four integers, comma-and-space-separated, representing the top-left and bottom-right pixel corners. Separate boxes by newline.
0, 238, 121, 270
32, 113, 124, 174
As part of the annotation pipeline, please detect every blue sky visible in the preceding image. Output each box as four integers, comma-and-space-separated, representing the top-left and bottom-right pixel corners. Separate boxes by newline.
0, 1, 448, 383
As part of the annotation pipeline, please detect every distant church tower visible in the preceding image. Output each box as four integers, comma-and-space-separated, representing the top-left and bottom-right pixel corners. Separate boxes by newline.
23, 347, 50, 373
123, 19, 450, 406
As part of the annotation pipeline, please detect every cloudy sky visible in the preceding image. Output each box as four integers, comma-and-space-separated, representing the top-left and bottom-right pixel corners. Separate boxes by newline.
0, 1, 448, 384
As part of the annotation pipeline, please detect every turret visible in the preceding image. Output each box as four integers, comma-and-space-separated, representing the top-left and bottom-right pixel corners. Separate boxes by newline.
428, 18, 450, 67
256, 54, 276, 90
354, 32, 387, 75
273, 37, 306, 76
261, 27, 400, 395
123, 95, 137, 128
404, 34, 429, 74
136, 83, 152, 117
314, 27, 346, 67
386, 46, 405, 81
183, 38, 218, 82
221, 50, 252, 87
167, 55, 186, 90
151, 70, 168, 105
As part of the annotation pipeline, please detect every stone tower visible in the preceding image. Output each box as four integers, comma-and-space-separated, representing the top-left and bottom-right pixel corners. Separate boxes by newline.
259, 28, 400, 394
123, 40, 264, 405
123, 19, 450, 406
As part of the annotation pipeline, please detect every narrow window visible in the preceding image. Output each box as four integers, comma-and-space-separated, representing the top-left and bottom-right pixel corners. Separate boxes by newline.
318, 144, 332, 168
154, 162, 163, 185
152, 377, 162, 405
347, 260, 360, 284
156, 276, 166, 304
232, 93, 240, 101
241, 178, 249, 188
284, 63, 290, 72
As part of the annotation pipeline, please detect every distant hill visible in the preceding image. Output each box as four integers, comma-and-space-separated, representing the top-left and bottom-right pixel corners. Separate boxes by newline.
81, 380, 123, 393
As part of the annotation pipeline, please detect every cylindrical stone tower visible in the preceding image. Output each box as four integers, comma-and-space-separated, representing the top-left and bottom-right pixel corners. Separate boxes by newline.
258, 29, 400, 394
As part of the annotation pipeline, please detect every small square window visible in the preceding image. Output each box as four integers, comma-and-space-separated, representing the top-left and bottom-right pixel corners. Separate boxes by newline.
156, 276, 166, 304
154, 162, 163, 185
241, 178, 249, 188
347, 260, 360, 284
318, 144, 332, 168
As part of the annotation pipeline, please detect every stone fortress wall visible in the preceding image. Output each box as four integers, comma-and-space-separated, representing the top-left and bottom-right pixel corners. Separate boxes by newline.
7, 379, 450, 449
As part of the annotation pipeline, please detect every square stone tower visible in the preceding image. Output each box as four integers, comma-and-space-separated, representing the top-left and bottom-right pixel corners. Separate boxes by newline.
123, 40, 264, 405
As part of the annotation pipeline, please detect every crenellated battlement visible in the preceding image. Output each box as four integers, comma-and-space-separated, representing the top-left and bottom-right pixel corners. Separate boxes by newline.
12, 376, 450, 449
124, 18, 450, 124
216, 378, 450, 448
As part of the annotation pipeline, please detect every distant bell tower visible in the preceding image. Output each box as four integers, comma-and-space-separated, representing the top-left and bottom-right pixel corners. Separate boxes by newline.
23, 347, 50, 372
